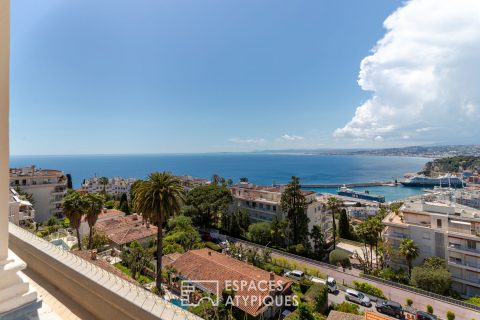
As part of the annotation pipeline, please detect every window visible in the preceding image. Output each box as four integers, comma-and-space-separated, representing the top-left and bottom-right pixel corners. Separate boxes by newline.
468, 240, 477, 250
437, 219, 442, 228
266, 205, 271, 210
273, 205, 276, 212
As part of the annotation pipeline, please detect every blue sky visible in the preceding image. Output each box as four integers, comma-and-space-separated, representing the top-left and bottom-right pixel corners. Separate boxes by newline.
10, 0, 420, 155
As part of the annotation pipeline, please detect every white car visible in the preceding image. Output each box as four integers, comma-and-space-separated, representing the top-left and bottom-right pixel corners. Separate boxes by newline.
311, 276, 338, 293
284, 270, 305, 281
345, 288, 371, 307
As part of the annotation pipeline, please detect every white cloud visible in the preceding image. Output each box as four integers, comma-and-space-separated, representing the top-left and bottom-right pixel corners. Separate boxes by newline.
335, 0, 480, 144
280, 134, 304, 141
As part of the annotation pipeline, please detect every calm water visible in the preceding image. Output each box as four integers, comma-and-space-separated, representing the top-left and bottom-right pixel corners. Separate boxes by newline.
10, 153, 429, 201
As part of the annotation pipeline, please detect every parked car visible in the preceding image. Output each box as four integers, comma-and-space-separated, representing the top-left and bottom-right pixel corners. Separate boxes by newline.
376, 300, 404, 319
284, 270, 305, 281
345, 288, 371, 307
416, 311, 437, 320
311, 276, 338, 293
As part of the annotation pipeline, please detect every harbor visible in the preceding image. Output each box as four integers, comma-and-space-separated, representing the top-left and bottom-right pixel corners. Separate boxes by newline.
300, 180, 397, 188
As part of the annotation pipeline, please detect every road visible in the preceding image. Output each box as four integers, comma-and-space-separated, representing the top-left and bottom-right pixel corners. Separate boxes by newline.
225, 238, 480, 320
328, 290, 397, 319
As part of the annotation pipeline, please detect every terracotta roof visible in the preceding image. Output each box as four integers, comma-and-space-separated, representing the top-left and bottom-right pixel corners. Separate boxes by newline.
171, 248, 292, 317
327, 311, 363, 320
98, 209, 126, 220
162, 252, 182, 269
364, 311, 390, 320
72, 250, 139, 286
96, 214, 158, 246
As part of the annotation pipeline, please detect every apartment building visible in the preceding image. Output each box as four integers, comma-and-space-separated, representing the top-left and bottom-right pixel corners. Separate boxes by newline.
8, 188, 35, 226
382, 197, 480, 297
81, 176, 138, 199
9, 166, 68, 222
230, 182, 333, 242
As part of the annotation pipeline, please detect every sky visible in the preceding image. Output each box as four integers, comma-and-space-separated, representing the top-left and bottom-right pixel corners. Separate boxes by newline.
9, 0, 480, 155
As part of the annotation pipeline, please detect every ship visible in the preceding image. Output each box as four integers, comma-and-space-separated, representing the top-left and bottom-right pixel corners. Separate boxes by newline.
337, 186, 385, 203
401, 173, 464, 188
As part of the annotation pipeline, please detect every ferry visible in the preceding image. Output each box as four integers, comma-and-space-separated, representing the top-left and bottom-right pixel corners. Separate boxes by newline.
401, 173, 464, 188
337, 186, 385, 203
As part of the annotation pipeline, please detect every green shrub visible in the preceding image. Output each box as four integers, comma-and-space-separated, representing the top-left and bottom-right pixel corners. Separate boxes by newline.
352, 280, 386, 299
333, 302, 362, 315
204, 241, 221, 252
329, 250, 351, 268
446, 311, 455, 320
427, 304, 433, 314
303, 283, 328, 313
299, 278, 314, 294
262, 263, 284, 275
406, 298, 413, 306
466, 296, 480, 306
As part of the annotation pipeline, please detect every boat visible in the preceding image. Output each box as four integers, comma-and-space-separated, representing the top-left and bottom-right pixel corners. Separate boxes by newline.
401, 173, 464, 188
337, 185, 385, 203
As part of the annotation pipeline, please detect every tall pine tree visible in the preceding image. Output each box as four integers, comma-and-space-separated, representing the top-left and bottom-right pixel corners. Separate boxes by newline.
280, 176, 310, 245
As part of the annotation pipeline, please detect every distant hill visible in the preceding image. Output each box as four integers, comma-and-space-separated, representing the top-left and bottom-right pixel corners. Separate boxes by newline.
419, 156, 480, 176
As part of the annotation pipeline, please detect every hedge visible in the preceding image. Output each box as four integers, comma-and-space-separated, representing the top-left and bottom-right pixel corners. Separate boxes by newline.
352, 280, 386, 299
205, 241, 222, 252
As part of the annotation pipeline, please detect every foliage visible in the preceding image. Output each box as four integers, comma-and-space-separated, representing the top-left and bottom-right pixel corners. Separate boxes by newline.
446, 311, 455, 320
326, 197, 342, 250
374, 266, 409, 284
466, 296, 480, 306
62, 190, 89, 250
303, 283, 328, 313
120, 241, 155, 280
81, 231, 109, 250
118, 193, 130, 214
421, 156, 480, 176
310, 225, 326, 260
410, 257, 451, 294
329, 249, 351, 268
247, 222, 272, 245
205, 241, 222, 252
114, 262, 153, 284
338, 209, 351, 239
163, 215, 203, 254
66, 174, 73, 189
184, 184, 232, 228
222, 209, 250, 237
270, 216, 288, 247
261, 263, 283, 275
299, 278, 314, 294
132, 172, 184, 291
281, 176, 309, 245
399, 238, 420, 275
406, 298, 413, 306
352, 280, 386, 299
426, 304, 433, 314
84, 192, 105, 249
14, 186, 36, 206
333, 302, 362, 315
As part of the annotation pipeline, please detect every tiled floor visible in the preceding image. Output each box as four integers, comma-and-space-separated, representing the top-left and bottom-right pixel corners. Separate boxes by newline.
18, 269, 96, 320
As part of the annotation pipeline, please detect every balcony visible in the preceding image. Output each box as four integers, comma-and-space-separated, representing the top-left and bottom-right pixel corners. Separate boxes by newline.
448, 258, 480, 272
448, 243, 480, 257
8, 223, 199, 320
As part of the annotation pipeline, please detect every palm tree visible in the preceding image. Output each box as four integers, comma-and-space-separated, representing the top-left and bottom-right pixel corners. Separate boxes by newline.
98, 177, 109, 193
62, 190, 88, 250
399, 238, 420, 276
326, 197, 342, 250
84, 192, 105, 250
133, 172, 185, 292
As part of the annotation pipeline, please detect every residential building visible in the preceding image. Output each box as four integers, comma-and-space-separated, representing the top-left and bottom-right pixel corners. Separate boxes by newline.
382, 197, 480, 296
8, 188, 35, 226
176, 175, 209, 191
81, 176, 138, 199
95, 213, 158, 249
170, 248, 293, 319
230, 182, 333, 242
9, 166, 68, 222
79, 208, 127, 239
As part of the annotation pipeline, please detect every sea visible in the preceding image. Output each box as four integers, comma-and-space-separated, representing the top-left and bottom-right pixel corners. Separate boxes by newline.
10, 153, 430, 202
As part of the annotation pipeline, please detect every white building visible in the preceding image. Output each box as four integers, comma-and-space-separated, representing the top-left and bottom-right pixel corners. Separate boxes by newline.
383, 197, 480, 297
230, 182, 333, 243
9, 166, 68, 222
8, 188, 35, 226
81, 176, 138, 199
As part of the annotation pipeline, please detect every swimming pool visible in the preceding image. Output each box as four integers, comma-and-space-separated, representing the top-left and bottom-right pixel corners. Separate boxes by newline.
50, 239, 70, 251
170, 299, 188, 310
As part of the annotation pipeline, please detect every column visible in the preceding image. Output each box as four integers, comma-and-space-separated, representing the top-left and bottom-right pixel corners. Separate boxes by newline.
0, 0, 38, 314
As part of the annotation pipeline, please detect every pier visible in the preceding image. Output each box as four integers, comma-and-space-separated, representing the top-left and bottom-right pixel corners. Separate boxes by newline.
300, 180, 397, 188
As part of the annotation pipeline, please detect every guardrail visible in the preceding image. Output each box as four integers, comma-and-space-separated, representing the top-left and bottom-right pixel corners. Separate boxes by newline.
224, 235, 337, 270
361, 274, 480, 312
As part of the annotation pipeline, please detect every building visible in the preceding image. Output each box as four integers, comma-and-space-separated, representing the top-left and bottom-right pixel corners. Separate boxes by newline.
176, 175, 210, 191
230, 182, 333, 242
170, 248, 292, 319
8, 188, 35, 226
382, 197, 480, 296
95, 213, 158, 248
9, 166, 68, 222
79, 208, 127, 239
81, 176, 138, 199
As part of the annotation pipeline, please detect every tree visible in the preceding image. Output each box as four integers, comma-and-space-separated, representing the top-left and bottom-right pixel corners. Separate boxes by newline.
326, 197, 342, 249
118, 193, 130, 214
84, 192, 105, 250
62, 190, 88, 250
410, 257, 451, 294
329, 249, 351, 268
121, 241, 154, 280
15, 186, 35, 206
399, 238, 420, 276
185, 184, 232, 228
281, 176, 309, 245
163, 215, 202, 253
239, 177, 248, 182
447, 311, 455, 320
133, 172, 184, 291
81, 231, 109, 250
247, 222, 272, 245
310, 225, 326, 260
211, 174, 220, 185
338, 209, 350, 239
98, 177, 109, 193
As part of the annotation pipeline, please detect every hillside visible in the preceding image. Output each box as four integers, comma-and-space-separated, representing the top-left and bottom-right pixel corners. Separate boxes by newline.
420, 156, 480, 176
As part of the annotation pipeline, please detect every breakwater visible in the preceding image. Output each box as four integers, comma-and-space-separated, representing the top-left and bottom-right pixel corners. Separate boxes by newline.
300, 181, 397, 188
